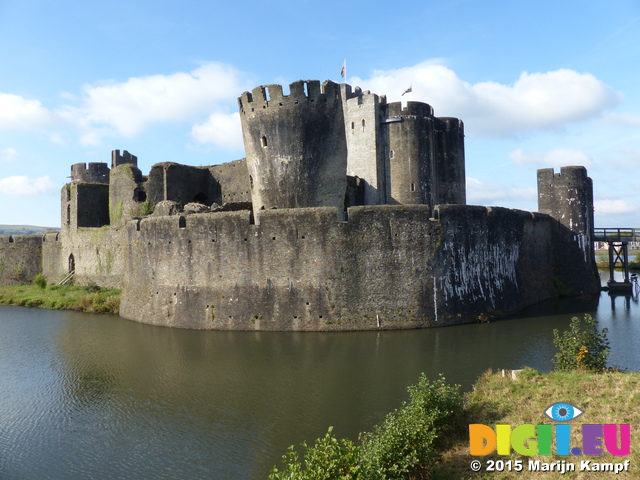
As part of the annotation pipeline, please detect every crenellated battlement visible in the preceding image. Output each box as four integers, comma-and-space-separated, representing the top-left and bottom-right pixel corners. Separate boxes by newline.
538, 166, 589, 185
111, 149, 138, 169
342, 84, 387, 105
238, 80, 342, 114
387, 101, 434, 118
537, 166, 594, 237
71, 162, 110, 184
436, 117, 464, 131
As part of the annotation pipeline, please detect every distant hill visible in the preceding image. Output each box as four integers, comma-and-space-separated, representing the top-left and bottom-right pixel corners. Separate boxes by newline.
0, 225, 60, 236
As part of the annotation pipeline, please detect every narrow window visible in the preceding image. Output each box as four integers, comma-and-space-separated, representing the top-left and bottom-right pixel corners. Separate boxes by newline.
264, 86, 271, 102
390, 150, 395, 159
362, 119, 365, 131
179, 216, 186, 228
351, 121, 355, 131
261, 136, 268, 148
66, 205, 71, 225
411, 183, 415, 192
66, 186, 71, 202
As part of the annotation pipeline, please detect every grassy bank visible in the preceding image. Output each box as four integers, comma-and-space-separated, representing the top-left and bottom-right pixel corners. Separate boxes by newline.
269, 368, 640, 479
0, 283, 121, 313
435, 368, 639, 479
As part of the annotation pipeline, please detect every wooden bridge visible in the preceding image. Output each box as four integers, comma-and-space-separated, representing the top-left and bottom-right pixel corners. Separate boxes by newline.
593, 228, 640, 243
593, 228, 639, 294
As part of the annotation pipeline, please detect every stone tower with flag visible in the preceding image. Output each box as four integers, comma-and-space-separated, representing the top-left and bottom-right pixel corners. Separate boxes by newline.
238, 80, 466, 221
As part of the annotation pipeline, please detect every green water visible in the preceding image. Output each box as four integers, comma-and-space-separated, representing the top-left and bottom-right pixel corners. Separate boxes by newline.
0, 289, 638, 479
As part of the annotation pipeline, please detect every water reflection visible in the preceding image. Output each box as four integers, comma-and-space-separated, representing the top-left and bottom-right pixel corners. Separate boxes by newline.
0, 287, 638, 479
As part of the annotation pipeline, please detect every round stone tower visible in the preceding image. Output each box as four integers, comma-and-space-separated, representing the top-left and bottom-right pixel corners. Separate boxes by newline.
70, 162, 110, 184
238, 80, 348, 221
386, 101, 435, 206
537, 166, 594, 236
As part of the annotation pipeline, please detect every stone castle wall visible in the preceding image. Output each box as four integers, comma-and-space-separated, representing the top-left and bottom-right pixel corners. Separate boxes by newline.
0, 235, 43, 284
116, 204, 597, 331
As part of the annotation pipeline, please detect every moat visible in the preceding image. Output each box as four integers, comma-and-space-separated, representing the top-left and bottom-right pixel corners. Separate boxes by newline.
1, 283, 638, 480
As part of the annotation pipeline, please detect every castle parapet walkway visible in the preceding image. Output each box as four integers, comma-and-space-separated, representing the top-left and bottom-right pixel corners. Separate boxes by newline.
593, 228, 639, 294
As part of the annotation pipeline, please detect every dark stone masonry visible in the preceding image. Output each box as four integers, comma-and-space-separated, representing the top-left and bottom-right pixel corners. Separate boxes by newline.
0, 80, 599, 330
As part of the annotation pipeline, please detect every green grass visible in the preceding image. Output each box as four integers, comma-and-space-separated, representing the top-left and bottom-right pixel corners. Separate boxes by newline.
267, 367, 640, 479
433, 368, 640, 479
0, 283, 121, 313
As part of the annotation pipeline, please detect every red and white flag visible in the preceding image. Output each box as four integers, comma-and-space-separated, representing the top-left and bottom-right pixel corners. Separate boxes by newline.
340, 59, 346, 78
402, 86, 412, 96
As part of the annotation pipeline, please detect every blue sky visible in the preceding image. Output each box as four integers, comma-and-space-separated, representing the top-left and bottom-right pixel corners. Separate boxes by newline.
1, 0, 639, 228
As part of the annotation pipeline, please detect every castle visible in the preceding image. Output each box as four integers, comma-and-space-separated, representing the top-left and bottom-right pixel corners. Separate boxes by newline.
0, 80, 600, 330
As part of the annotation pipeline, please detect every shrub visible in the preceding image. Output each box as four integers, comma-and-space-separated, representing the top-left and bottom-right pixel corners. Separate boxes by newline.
269, 374, 464, 480
359, 374, 463, 479
553, 314, 610, 372
32, 274, 47, 289
269, 427, 360, 480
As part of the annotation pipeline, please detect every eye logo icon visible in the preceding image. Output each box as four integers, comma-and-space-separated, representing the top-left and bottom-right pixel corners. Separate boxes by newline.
544, 402, 584, 422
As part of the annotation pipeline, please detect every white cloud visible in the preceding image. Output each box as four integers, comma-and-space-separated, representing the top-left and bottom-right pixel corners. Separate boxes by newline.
0, 148, 20, 162
191, 112, 243, 151
0, 63, 251, 151
0, 176, 56, 196
509, 148, 594, 168
602, 112, 640, 127
350, 61, 621, 137
466, 177, 536, 205
0, 93, 55, 130
78, 63, 249, 138
594, 199, 638, 215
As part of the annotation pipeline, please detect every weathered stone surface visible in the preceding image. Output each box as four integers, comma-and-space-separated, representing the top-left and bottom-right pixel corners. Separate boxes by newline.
183, 202, 210, 214
152, 200, 181, 217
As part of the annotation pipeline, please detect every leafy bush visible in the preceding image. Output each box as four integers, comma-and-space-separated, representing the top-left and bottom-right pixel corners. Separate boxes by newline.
32, 274, 47, 289
269, 374, 463, 480
269, 427, 360, 480
359, 374, 463, 479
553, 314, 610, 372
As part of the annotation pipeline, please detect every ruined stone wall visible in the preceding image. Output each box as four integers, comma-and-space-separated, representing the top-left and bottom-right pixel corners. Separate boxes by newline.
118, 204, 598, 331
54, 226, 127, 288
209, 158, 251, 205
156, 163, 220, 207
109, 164, 147, 226
76, 184, 110, 228
0, 235, 43, 284
42, 232, 63, 282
